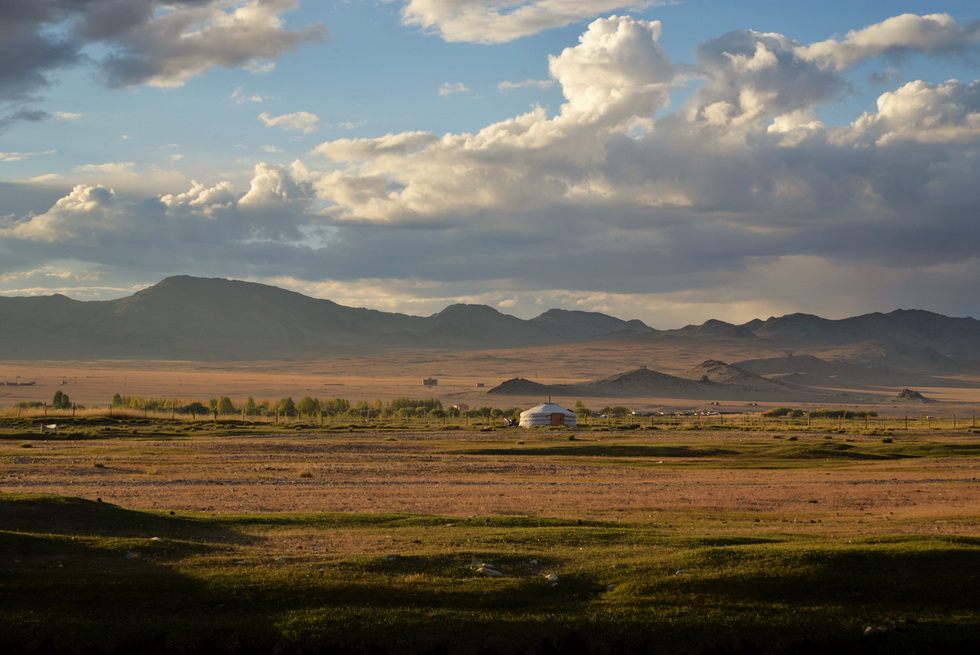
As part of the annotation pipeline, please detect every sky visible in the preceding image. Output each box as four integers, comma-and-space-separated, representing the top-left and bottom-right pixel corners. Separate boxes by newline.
1, 1, 979, 329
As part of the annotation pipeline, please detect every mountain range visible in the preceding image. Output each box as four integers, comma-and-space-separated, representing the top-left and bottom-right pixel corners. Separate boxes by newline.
0, 276, 648, 359
2, 277, 980, 388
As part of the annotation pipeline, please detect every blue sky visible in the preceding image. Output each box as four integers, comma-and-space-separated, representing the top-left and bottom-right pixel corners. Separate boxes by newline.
2, 1, 979, 328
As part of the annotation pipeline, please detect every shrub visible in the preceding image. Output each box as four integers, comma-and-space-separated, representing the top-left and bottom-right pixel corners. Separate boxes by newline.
808, 409, 878, 419
763, 407, 805, 418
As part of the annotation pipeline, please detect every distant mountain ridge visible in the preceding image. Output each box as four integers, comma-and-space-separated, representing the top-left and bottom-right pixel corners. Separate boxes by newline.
0, 276, 651, 359
1, 276, 978, 369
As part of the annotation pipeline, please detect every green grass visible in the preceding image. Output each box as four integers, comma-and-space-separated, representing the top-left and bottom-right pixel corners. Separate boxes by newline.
457, 435, 980, 470
1, 493, 978, 654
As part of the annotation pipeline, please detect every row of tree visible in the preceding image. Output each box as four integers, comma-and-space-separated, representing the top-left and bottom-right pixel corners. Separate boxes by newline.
13, 391, 74, 410
763, 407, 879, 419
109, 394, 529, 420
573, 400, 633, 419
16, 393, 633, 421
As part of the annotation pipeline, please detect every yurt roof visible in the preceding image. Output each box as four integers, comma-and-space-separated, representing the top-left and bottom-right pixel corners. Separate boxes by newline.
521, 402, 574, 415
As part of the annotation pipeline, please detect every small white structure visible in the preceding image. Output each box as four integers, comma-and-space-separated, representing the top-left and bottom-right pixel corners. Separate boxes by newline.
519, 403, 577, 428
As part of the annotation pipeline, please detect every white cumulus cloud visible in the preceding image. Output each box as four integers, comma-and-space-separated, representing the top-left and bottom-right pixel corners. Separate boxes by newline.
438, 82, 470, 96
498, 78, 556, 91
259, 111, 322, 134
98, 0, 329, 88
311, 16, 678, 222
393, 0, 665, 43
803, 13, 980, 72
844, 79, 980, 146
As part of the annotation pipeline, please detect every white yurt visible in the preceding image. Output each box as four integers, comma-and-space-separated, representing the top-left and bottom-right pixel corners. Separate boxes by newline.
519, 402, 577, 428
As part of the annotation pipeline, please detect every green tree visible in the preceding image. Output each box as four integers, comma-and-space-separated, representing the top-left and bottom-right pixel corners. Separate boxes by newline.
297, 396, 320, 417
387, 398, 442, 414
51, 391, 71, 410
278, 397, 297, 417
323, 398, 351, 416
216, 396, 236, 415
599, 406, 631, 418
182, 401, 208, 417
243, 397, 258, 416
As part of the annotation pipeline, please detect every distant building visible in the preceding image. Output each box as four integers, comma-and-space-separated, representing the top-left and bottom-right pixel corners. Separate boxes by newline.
423, 378, 438, 387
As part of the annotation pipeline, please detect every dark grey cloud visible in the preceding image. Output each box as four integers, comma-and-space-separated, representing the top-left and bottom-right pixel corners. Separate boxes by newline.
690, 30, 845, 124
0, 0, 326, 127
0, 108, 52, 132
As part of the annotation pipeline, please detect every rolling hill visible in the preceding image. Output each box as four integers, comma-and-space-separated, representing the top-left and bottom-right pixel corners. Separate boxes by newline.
488, 363, 871, 402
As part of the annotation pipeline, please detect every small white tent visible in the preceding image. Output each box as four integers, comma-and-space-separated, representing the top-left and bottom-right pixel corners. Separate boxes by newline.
519, 402, 577, 428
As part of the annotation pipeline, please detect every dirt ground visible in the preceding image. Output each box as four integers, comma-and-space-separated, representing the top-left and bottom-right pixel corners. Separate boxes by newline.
3, 430, 977, 539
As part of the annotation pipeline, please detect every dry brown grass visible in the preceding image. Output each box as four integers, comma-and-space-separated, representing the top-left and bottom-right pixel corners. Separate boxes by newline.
3, 429, 977, 541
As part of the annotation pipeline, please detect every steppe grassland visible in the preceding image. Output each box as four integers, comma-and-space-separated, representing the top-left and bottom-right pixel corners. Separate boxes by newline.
2, 423, 979, 653
3, 426, 977, 526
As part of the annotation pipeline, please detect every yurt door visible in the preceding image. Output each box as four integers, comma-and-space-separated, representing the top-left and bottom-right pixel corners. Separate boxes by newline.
550, 413, 564, 426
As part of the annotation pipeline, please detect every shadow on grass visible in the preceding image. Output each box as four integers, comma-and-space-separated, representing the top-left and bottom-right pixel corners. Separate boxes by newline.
672, 541, 980, 618
767, 443, 909, 460
0, 495, 282, 655
0, 493, 222, 540
677, 536, 786, 548
891, 442, 980, 457
4, 495, 978, 654
462, 445, 738, 458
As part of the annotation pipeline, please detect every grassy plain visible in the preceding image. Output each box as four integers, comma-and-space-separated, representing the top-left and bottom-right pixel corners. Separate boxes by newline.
1, 419, 978, 653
